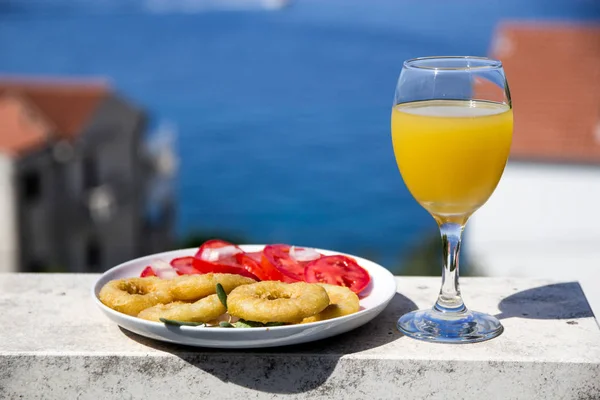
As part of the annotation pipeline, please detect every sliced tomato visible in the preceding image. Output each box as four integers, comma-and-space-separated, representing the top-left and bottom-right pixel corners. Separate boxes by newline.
170, 256, 201, 275
192, 258, 258, 279
261, 244, 307, 282
304, 255, 371, 294
246, 251, 263, 263
235, 252, 284, 281
140, 266, 156, 277
193, 239, 257, 279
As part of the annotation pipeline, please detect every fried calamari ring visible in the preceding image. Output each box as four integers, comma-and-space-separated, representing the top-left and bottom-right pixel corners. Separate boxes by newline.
99, 273, 255, 316
138, 294, 226, 323
99, 277, 173, 316
227, 281, 330, 323
165, 273, 256, 301
301, 284, 360, 323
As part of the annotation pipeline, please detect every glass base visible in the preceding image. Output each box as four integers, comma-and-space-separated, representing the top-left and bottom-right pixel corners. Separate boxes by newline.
397, 307, 503, 344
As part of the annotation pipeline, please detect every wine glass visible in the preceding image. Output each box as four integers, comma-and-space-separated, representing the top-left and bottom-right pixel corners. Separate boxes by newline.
391, 56, 513, 343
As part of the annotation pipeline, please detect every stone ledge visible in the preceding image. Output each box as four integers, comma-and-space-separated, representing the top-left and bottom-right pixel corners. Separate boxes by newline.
1, 274, 599, 399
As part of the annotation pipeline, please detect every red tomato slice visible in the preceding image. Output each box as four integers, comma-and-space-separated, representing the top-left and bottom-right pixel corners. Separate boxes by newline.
193, 239, 257, 279
140, 266, 156, 277
261, 244, 307, 282
192, 258, 258, 279
246, 251, 263, 263
170, 256, 201, 275
304, 255, 371, 294
235, 253, 283, 281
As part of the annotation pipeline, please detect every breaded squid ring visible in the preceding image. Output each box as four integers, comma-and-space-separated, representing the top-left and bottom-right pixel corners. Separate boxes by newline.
166, 273, 256, 301
138, 294, 226, 323
227, 281, 330, 323
98, 277, 173, 316
301, 284, 360, 323
99, 273, 255, 316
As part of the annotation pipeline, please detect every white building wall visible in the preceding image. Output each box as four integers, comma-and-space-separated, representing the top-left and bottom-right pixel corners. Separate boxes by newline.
466, 162, 600, 318
0, 153, 18, 273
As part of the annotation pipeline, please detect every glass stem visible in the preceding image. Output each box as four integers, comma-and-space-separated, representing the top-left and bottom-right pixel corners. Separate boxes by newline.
434, 222, 466, 313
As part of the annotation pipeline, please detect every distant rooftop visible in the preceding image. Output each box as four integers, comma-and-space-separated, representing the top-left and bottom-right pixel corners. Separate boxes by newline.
490, 22, 600, 165
0, 77, 110, 155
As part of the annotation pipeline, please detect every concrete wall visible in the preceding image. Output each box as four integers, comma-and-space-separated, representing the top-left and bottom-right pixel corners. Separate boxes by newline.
0, 153, 17, 272
465, 161, 600, 316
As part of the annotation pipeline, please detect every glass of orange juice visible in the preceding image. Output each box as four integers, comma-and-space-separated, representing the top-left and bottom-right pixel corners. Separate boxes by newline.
392, 56, 513, 343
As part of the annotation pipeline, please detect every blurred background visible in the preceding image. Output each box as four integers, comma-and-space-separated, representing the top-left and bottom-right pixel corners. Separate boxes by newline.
0, 0, 599, 311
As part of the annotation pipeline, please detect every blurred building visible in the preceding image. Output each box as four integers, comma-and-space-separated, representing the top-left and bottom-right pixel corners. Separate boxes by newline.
466, 23, 600, 315
0, 77, 176, 273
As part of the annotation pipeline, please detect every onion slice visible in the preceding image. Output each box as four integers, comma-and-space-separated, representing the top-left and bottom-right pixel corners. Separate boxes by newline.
200, 245, 243, 262
289, 246, 321, 262
151, 259, 179, 279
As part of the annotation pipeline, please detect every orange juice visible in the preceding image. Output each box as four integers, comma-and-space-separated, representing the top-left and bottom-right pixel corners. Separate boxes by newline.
391, 100, 513, 224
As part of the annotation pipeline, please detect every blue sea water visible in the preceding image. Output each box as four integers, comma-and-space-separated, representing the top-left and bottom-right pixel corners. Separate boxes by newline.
1, 0, 598, 269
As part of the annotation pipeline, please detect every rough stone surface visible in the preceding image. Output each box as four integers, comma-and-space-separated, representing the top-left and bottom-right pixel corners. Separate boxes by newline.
1, 274, 599, 399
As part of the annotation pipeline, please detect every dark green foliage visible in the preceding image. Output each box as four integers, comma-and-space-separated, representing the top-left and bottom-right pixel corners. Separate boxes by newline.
397, 233, 483, 277
177, 231, 249, 250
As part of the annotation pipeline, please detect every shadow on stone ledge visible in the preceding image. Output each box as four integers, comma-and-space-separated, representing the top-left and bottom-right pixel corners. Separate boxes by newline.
119, 292, 417, 394
496, 282, 594, 320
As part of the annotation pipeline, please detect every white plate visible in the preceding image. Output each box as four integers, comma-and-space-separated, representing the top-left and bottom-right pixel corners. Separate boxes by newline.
92, 245, 397, 349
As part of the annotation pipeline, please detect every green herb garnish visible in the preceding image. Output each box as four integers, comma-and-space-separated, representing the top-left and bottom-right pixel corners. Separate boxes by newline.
160, 318, 205, 327
232, 319, 286, 328
216, 283, 227, 309
219, 321, 234, 328
265, 322, 286, 327
233, 319, 263, 328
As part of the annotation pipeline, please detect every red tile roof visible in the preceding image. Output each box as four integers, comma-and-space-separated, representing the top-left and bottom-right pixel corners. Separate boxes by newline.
0, 77, 110, 155
490, 22, 600, 165
0, 94, 51, 156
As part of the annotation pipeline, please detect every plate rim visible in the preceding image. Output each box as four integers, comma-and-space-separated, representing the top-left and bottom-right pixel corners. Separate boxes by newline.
92, 244, 398, 334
